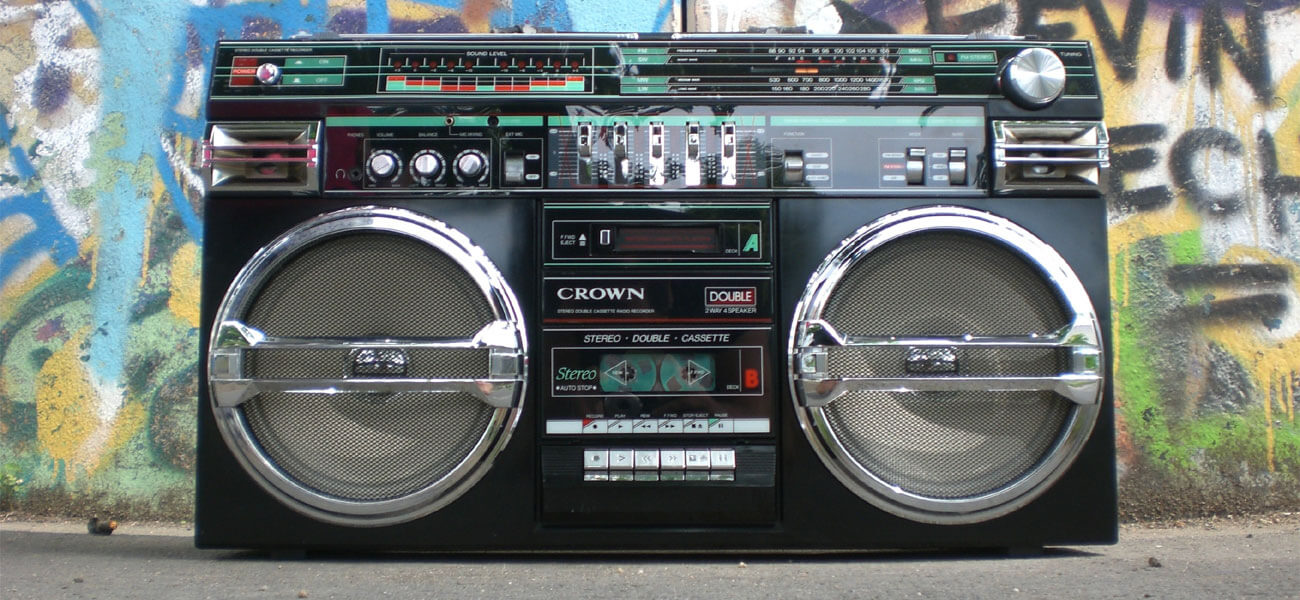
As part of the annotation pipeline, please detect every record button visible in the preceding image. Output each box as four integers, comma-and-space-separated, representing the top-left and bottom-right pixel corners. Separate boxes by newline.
583, 449, 609, 470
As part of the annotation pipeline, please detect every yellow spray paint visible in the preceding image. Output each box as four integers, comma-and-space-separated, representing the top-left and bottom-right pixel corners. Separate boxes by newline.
1201, 247, 1300, 473
35, 326, 147, 480
35, 326, 99, 480
168, 242, 201, 328
389, 0, 460, 27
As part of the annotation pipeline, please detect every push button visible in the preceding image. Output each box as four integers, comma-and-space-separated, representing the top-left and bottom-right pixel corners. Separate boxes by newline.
609, 449, 635, 470
709, 448, 736, 470
583, 449, 609, 470
660, 449, 686, 470
685, 449, 711, 470
634, 449, 660, 470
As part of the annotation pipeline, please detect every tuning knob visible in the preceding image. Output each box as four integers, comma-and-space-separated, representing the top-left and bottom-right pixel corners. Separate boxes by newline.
999, 48, 1066, 109
453, 149, 489, 184
366, 150, 400, 181
410, 151, 445, 184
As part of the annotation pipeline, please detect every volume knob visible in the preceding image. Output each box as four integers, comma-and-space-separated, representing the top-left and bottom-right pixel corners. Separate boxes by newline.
366, 151, 400, 180
454, 149, 488, 184
1000, 48, 1066, 109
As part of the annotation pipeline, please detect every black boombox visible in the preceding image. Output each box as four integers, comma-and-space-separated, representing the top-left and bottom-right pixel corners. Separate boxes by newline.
197, 33, 1115, 552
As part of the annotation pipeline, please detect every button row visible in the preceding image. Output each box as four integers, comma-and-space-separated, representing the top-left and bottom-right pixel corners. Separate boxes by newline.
584, 448, 736, 470
583, 448, 736, 482
547, 418, 770, 435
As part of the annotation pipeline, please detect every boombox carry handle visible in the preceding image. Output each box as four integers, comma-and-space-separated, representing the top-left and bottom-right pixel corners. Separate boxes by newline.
209, 319, 525, 409
793, 318, 1101, 408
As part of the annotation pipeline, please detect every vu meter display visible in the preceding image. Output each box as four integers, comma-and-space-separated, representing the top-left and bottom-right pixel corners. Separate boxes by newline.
379, 46, 599, 94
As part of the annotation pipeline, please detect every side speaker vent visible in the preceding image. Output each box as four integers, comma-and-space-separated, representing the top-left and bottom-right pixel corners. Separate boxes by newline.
203, 122, 320, 193
992, 121, 1108, 193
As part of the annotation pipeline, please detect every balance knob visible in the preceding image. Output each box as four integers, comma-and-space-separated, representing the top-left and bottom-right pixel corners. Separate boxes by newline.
366, 151, 400, 180
454, 149, 488, 184
410, 151, 444, 183
999, 48, 1066, 109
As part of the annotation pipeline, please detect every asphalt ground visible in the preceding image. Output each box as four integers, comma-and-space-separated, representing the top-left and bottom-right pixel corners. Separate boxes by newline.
1, 512, 1297, 599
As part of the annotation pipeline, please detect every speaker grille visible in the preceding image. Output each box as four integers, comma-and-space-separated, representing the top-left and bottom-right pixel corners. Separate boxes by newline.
236, 232, 496, 503
244, 392, 492, 502
244, 233, 492, 338
209, 208, 527, 525
791, 208, 1104, 523
823, 233, 1068, 336
820, 232, 1070, 501
824, 390, 1068, 499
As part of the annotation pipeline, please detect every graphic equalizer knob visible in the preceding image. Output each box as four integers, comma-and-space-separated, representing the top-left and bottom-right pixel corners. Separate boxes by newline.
999, 48, 1066, 109
454, 149, 489, 184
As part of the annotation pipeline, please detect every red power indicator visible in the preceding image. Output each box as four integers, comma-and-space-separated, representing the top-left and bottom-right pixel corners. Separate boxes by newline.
744, 368, 760, 389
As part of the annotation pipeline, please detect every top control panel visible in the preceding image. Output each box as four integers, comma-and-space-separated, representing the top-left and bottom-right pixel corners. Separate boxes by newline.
205, 35, 1108, 197
210, 34, 1098, 103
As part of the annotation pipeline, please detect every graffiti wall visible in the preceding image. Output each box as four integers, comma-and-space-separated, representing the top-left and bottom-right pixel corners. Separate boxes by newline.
1, 0, 1295, 519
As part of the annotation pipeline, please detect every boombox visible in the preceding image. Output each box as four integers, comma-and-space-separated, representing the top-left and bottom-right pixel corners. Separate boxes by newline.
197, 33, 1115, 551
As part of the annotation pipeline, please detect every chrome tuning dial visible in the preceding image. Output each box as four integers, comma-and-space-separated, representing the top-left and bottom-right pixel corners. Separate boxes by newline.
1000, 48, 1066, 109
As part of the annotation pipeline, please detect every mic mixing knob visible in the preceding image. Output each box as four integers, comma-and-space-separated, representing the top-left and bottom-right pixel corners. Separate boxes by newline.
410, 151, 444, 182
366, 151, 400, 180
454, 149, 488, 183
999, 48, 1066, 109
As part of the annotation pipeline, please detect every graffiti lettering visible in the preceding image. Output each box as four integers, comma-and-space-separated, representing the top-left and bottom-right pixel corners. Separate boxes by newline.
1256, 130, 1300, 237
1169, 128, 1245, 215
1198, 0, 1272, 102
1082, 0, 1146, 82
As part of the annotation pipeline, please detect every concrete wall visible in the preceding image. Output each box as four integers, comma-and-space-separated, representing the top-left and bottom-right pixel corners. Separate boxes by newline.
0, 0, 1295, 520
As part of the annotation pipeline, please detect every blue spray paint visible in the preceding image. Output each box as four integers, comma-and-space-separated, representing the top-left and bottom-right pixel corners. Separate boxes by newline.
0, 108, 79, 284
87, 0, 198, 391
